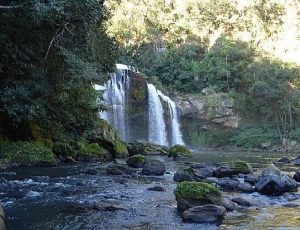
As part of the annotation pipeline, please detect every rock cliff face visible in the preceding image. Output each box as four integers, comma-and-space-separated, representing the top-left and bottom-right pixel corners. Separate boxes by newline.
173, 92, 240, 128
167, 91, 240, 147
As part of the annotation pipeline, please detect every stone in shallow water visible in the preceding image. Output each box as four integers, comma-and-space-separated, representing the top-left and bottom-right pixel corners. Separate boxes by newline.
181, 204, 226, 224
147, 186, 165, 191
142, 159, 165, 176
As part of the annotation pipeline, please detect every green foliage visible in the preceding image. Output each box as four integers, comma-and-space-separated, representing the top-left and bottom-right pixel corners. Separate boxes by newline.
230, 124, 278, 148
80, 143, 106, 157
52, 142, 73, 157
0, 0, 118, 143
174, 181, 221, 201
0, 141, 56, 163
204, 129, 235, 147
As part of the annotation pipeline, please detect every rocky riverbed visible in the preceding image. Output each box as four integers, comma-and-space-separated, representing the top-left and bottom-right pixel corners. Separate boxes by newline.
1, 151, 300, 229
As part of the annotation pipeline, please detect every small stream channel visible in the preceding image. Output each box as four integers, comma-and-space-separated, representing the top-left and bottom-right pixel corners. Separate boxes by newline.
1, 151, 300, 230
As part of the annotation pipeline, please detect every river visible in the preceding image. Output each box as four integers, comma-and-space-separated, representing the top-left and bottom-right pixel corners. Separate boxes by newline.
1, 151, 300, 230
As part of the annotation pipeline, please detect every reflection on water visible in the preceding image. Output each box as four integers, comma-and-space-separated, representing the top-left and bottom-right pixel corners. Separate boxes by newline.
1, 151, 300, 229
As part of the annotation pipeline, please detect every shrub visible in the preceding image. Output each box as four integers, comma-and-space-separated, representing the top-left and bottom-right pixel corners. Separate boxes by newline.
0, 141, 56, 163
52, 142, 73, 157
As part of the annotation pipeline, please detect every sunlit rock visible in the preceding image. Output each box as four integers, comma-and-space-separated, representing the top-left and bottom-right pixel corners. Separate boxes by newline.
255, 164, 298, 196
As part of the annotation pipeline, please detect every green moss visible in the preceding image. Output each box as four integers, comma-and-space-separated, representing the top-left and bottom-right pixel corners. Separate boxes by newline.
80, 143, 106, 157
129, 154, 146, 163
169, 144, 192, 157
113, 140, 128, 157
174, 181, 221, 201
0, 141, 56, 163
230, 160, 252, 173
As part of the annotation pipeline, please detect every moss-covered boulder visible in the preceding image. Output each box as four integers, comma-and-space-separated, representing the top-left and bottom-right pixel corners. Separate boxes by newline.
126, 154, 146, 168
169, 144, 192, 158
113, 140, 128, 158
174, 181, 222, 212
127, 140, 168, 156
76, 143, 108, 161
229, 160, 253, 174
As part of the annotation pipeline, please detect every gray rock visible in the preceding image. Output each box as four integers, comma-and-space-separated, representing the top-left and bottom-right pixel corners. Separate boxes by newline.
293, 171, 300, 182
173, 167, 199, 182
214, 166, 235, 178
217, 177, 240, 191
237, 182, 255, 193
232, 197, 251, 207
93, 201, 127, 211
181, 204, 226, 224
255, 164, 298, 196
147, 186, 165, 191
244, 174, 259, 185
107, 163, 135, 175
142, 159, 165, 176
195, 165, 217, 178
293, 155, 300, 166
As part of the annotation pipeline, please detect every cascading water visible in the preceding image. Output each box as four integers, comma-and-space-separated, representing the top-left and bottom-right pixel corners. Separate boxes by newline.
97, 65, 130, 142
98, 64, 184, 146
157, 90, 185, 146
147, 84, 168, 146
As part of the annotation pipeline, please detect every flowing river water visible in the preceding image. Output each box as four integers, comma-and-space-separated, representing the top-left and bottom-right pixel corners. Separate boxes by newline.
1, 151, 300, 230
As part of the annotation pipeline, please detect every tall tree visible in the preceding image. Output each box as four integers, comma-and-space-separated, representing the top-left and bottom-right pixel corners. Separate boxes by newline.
0, 0, 118, 141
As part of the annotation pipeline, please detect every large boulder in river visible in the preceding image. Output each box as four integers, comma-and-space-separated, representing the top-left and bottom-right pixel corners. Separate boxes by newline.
126, 154, 146, 168
174, 181, 230, 212
255, 164, 298, 196
0, 202, 5, 230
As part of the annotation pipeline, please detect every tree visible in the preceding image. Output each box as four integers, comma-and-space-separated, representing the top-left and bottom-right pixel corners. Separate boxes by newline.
0, 0, 118, 141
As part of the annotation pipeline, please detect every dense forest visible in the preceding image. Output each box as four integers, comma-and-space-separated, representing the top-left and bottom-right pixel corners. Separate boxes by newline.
0, 1, 119, 161
1, 0, 300, 160
106, 0, 300, 149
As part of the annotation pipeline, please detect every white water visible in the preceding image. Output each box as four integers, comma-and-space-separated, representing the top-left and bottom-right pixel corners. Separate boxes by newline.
97, 67, 130, 141
157, 90, 185, 146
147, 84, 168, 146
97, 64, 184, 146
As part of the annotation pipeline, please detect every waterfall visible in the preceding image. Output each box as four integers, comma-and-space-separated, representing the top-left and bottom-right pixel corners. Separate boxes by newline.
97, 65, 130, 142
156, 90, 185, 146
97, 64, 184, 146
147, 84, 168, 146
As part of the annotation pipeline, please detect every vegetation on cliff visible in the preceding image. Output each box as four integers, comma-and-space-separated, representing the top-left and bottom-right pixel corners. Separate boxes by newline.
106, 0, 300, 149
